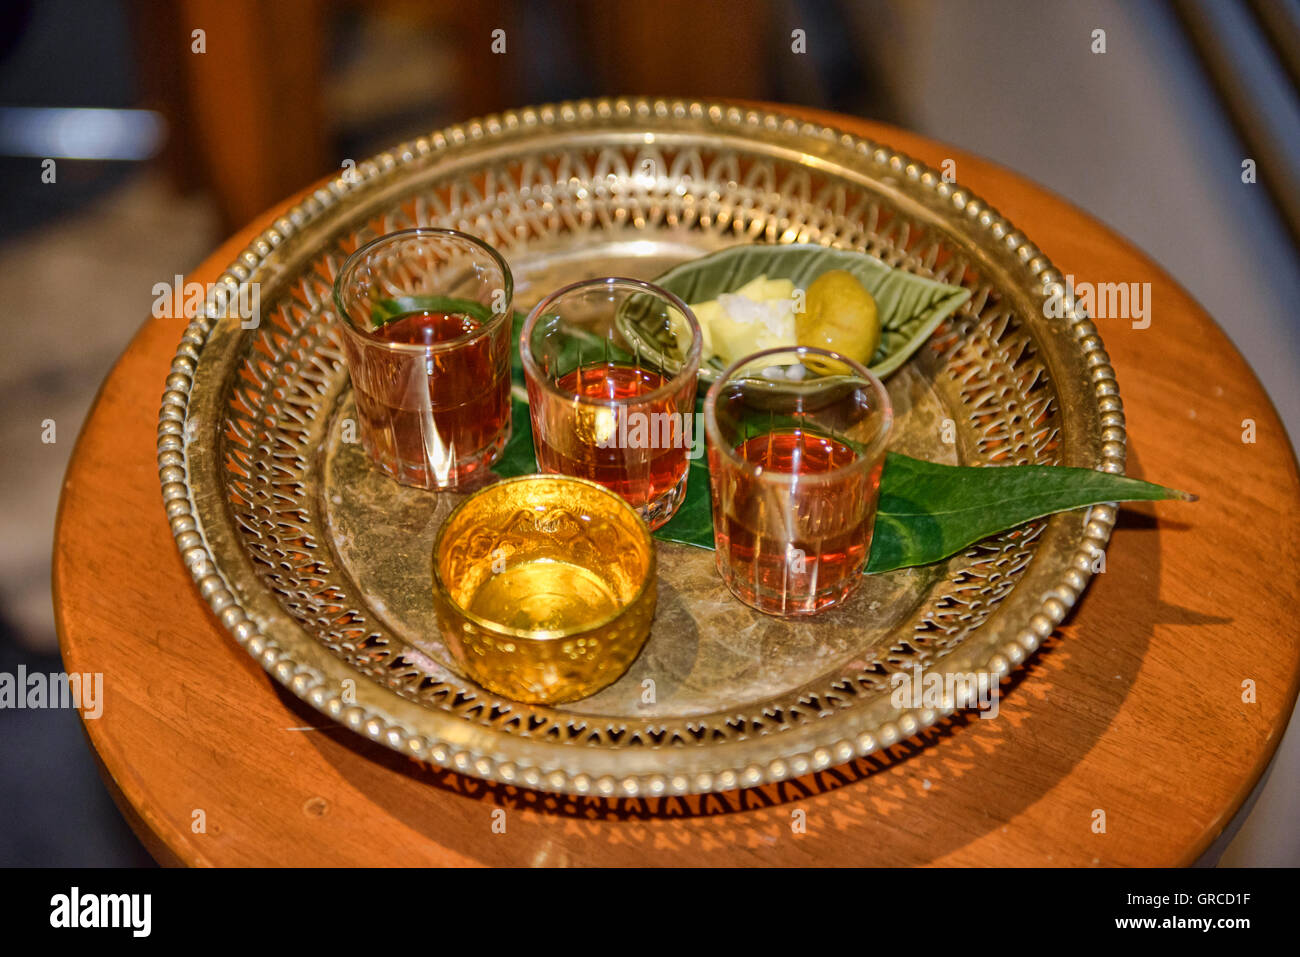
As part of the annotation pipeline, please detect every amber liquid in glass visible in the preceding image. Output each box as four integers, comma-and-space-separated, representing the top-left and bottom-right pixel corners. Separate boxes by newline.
467, 560, 621, 633
532, 362, 690, 512
712, 429, 878, 614
346, 310, 510, 487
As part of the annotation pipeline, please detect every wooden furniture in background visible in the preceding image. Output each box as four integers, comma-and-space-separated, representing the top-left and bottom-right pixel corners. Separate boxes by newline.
54, 110, 1300, 865
130, 0, 776, 233
133, 0, 329, 231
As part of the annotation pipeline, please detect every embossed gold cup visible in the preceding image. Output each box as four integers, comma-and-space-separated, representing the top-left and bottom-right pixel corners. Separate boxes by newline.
431, 474, 657, 704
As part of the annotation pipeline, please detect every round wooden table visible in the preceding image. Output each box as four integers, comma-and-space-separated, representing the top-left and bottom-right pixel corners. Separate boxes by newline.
55, 108, 1300, 866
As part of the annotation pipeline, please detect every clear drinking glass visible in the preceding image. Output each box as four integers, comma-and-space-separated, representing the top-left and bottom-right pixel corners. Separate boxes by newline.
520, 277, 702, 529
333, 228, 513, 490
704, 346, 893, 616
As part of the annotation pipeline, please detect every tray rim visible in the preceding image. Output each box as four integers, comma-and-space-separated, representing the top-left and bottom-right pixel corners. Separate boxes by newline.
157, 96, 1125, 798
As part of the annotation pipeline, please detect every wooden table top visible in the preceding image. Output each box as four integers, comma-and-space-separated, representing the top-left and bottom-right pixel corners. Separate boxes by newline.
55, 107, 1300, 866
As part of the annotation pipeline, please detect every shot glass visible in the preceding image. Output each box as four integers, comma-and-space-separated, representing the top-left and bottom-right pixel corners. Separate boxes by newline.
520, 277, 702, 529
333, 228, 513, 489
704, 346, 893, 616
431, 474, 657, 704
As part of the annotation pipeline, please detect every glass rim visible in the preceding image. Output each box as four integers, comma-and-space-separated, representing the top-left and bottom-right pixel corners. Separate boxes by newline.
703, 345, 894, 485
331, 227, 514, 354
519, 276, 703, 407
430, 474, 656, 641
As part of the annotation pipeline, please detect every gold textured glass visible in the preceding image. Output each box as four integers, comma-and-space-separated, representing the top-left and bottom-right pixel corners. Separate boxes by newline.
431, 474, 657, 704
704, 346, 893, 617
333, 228, 514, 489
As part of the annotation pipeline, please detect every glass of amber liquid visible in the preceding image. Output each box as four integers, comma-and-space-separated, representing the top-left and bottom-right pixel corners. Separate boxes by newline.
333, 228, 513, 489
704, 346, 892, 616
520, 277, 702, 529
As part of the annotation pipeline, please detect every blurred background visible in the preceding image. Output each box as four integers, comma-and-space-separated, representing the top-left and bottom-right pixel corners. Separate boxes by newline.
1, 0, 1297, 865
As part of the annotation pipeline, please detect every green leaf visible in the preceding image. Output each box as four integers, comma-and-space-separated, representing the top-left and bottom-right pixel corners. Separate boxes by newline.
494, 322, 1192, 571
628, 243, 971, 380
863, 453, 1192, 573
649, 452, 715, 548
492, 391, 538, 478
510, 309, 528, 388
646, 444, 1192, 568
370, 295, 495, 329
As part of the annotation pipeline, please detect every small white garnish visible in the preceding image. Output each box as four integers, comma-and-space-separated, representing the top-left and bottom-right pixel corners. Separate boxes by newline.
715, 290, 797, 341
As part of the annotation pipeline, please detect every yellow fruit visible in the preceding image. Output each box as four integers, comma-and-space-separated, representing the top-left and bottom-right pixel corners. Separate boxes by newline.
748, 276, 796, 301
795, 269, 881, 365
687, 275, 800, 366
675, 301, 718, 356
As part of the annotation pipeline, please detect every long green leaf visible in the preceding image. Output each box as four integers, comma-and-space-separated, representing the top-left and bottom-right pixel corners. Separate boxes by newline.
491, 391, 1191, 571
864, 452, 1192, 573
493, 392, 539, 477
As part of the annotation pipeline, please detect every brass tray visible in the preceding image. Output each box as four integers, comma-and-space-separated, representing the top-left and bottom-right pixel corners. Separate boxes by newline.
158, 98, 1123, 797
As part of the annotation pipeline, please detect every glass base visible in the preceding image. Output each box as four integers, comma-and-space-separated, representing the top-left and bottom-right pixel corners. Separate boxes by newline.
713, 551, 866, 617
533, 457, 691, 530
363, 429, 509, 491
638, 465, 690, 531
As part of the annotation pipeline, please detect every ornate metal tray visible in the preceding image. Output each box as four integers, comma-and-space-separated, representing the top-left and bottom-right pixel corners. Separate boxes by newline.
159, 98, 1123, 797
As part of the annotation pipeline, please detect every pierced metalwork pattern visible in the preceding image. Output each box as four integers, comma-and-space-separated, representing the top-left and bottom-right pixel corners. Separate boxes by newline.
159, 98, 1123, 796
